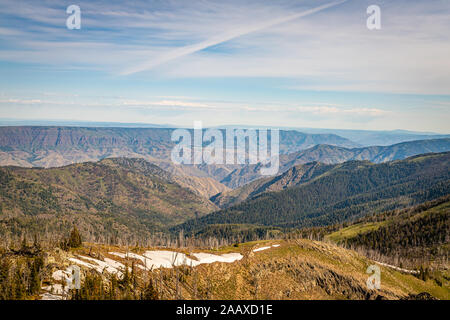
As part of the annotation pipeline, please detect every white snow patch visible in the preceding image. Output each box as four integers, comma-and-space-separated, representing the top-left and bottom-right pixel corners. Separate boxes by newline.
109, 252, 147, 264
375, 261, 419, 274
142, 250, 243, 268
220, 253, 243, 263
68, 257, 95, 269
252, 244, 280, 252
109, 250, 243, 269
41, 292, 64, 300
42, 267, 74, 300
192, 252, 243, 264
69, 255, 123, 276
52, 269, 71, 282
41, 283, 69, 296
143, 250, 196, 268
41, 249, 244, 299
253, 246, 271, 252
109, 252, 154, 270
104, 257, 126, 270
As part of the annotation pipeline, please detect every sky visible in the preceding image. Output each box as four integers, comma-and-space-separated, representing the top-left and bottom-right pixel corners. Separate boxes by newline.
0, 0, 449, 133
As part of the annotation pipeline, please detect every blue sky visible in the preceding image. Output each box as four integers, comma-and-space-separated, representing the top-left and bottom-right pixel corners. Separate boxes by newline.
0, 0, 449, 132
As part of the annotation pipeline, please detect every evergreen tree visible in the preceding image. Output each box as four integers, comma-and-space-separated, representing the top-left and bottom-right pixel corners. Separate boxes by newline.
0, 258, 11, 300
67, 227, 82, 248
13, 266, 26, 299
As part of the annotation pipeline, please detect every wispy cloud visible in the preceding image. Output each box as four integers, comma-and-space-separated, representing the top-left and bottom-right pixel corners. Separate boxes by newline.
120, 0, 348, 75
296, 106, 389, 116
121, 99, 213, 109
0, 94, 388, 117
0, 0, 449, 132
1, 0, 449, 94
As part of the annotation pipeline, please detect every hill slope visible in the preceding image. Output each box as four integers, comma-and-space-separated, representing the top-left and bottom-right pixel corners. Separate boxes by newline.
212, 162, 334, 208
218, 138, 450, 189
0, 158, 216, 242
324, 196, 450, 267
179, 152, 450, 234
13, 239, 448, 300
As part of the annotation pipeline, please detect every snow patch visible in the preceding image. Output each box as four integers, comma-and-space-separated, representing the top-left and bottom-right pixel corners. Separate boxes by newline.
41, 283, 69, 300
41, 249, 244, 300
192, 252, 243, 264
143, 250, 195, 268
252, 244, 280, 252
41, 292, 64, 300
252, 246, 271, 252
375, 261, 419, 274
52, 269, 71, 282
109, 252, 153, 270
69, 255, 124, 276
109, 250, 243, 269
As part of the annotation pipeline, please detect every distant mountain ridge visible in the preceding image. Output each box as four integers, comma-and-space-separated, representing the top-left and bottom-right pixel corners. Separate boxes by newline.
0, 126, 356, 161
293, 128, 450, 146
218, 138, 450, 188
0, 126, 356, 192
1, 127, 449, 191
283, 137, 450, 165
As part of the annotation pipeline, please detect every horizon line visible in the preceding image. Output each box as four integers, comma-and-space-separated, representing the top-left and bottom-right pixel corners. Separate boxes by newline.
0, 118, 448, 135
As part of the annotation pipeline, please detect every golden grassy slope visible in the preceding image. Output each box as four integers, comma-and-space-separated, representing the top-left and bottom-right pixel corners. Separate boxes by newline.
43, 239, 449, 300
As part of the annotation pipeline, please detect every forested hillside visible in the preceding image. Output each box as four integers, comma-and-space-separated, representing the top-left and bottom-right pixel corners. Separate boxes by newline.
179, 152, 450, 235
0, 158, 216, 244
218, 138, 450, 188
324, 196, 449, 266
212, 162, 335, 208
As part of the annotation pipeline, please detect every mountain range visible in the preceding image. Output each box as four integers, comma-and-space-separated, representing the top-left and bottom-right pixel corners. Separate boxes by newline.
0, 125, 449, 247
180, 152, 450, 236
1, 127, 449, 192
216, 138, 450, 188
294, 128, 450, 146
3, 152, 448, 244
3, 121, 446, 146
0, 126, 356, 167
0, 125, 448, 302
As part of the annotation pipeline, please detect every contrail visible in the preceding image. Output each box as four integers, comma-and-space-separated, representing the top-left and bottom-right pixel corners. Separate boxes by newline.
121, 0, 348, 75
